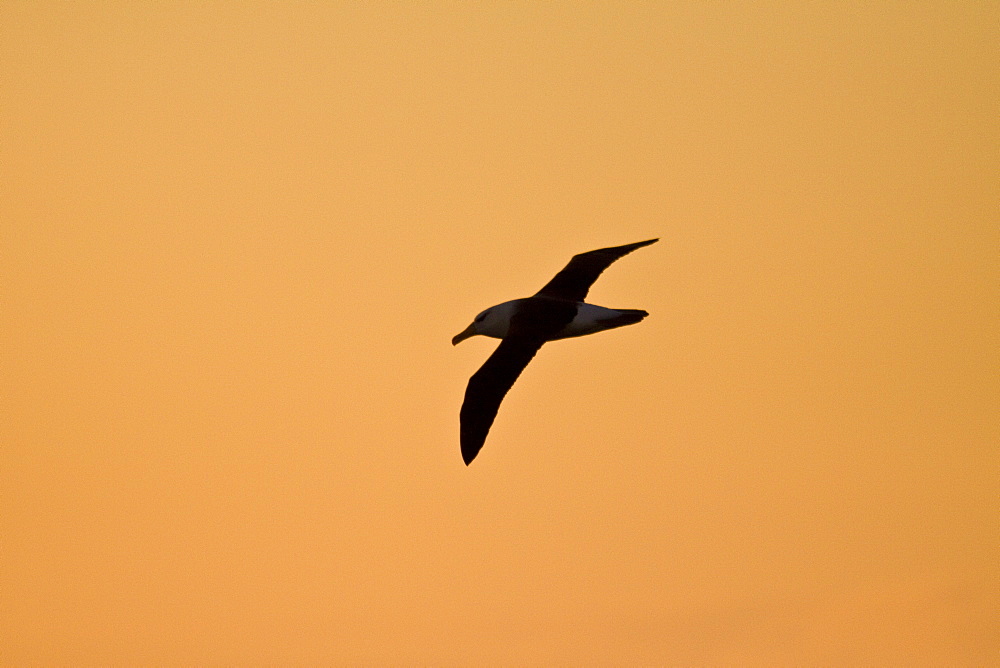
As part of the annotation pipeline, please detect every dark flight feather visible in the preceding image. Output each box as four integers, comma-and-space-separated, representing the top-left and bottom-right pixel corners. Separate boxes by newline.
534, 238, 658, 303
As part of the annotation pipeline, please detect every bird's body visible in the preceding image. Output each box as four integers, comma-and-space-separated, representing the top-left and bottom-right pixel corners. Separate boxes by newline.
458, 298, 647, 342
453, 238, 658, 465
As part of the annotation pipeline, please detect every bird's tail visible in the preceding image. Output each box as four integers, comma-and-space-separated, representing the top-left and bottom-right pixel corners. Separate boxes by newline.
604, 309, 648, 330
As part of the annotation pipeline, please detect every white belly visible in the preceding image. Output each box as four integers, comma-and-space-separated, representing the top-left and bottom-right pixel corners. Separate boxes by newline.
556, 303, 627, 339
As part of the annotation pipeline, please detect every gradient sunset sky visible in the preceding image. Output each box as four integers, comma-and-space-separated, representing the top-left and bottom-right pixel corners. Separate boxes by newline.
3, 2, 997, 664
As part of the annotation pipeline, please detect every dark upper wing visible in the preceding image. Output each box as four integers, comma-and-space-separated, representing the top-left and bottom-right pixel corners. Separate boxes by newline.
460, 334, 545, 465
459, 299, 577, 465
533, 238, 658, 303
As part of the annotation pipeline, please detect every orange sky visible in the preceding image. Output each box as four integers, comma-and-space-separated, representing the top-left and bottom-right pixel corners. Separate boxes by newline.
3, 2, 997, 664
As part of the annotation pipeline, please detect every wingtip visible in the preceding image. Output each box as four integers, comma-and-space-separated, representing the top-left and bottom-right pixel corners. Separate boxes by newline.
461, 437, 482, 466
622, 238, 659, 252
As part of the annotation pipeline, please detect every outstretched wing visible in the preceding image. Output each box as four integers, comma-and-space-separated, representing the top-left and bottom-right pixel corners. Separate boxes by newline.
459, 299, 577, 465
460, 335, 545, 465
533, 238, 658, 303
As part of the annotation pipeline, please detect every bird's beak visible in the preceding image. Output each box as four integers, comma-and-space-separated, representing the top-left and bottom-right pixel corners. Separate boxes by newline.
452, 323, 477, 346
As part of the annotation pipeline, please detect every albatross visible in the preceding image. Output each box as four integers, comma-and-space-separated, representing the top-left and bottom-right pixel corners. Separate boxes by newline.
453, 238, 658, 465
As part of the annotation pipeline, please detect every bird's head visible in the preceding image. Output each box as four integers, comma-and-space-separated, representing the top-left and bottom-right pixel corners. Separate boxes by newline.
452, 308, 490, 345
452, 301, 518, 345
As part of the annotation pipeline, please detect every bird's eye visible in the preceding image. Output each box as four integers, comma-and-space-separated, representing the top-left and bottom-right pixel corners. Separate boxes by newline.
474, 312, 488, 323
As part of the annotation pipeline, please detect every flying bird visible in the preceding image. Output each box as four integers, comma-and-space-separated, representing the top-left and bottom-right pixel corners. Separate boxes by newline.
453, 238, 658, 465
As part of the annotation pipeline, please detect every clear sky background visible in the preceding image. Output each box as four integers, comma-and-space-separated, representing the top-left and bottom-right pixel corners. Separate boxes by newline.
3, 2, 996, 664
